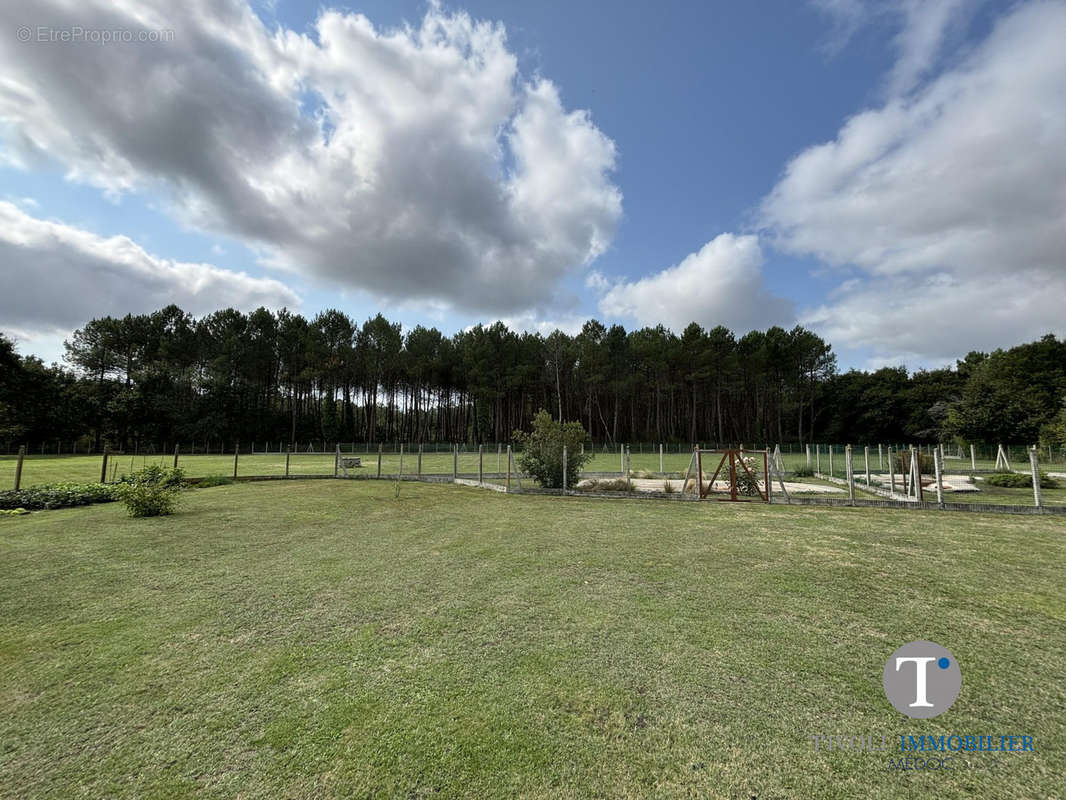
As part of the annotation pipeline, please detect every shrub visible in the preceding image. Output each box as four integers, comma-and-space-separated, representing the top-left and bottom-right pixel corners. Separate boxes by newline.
1, 507, 30, 516
0, 483, 116, 510
196, 474, 234, 488
578, 478, 635, 493
113, 466, 185, 518
734, 455, 762, 496
513, 410, 594, 489
663, 480, 676, 494
984, 471, 1058, 489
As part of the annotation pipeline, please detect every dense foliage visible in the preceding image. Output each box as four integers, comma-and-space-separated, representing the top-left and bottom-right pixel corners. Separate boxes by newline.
1, 308, 1064, 450
113, 466, 185, 517
984, 472, 1058, 489
0, 483, 115, 510
513, 410, 593, 489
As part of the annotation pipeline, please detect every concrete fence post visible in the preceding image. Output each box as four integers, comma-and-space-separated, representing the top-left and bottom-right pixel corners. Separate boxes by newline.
497, 443, 502, 475
418, 443, 423, 478
334, 444, 340, 477
233, 443, 239, 480
806, 443, 811, 468
625, 445, 631, 489
506, 444, 512, 491
620, 444, 624, 474
478, 444, 483, 485
377, 443, 383, 478
864, 445, 871, 488
933, 447, 944, 506
14, 445, 25, 490
399, 443, 404, 477
845, 444, 855, 504
878, 443, 883, 471
828, 445, 834, 479
562, 445, 568, 494
888, 446, 896, 494
970, 444, 976, 472
285, 446, 291, 478
453, 444, 458, 479
659, 442, 664, 474
1030, 447, 1042, 508
816, 444, 821, 475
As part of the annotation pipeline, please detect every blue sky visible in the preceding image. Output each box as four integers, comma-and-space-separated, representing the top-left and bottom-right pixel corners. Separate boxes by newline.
1, 0, 1064, 369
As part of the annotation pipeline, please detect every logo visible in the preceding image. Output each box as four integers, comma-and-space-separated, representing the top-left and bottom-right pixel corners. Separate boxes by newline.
882, 640, 961, 718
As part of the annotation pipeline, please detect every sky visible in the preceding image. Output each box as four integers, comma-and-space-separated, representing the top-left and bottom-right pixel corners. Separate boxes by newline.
1, 0, 1064, 370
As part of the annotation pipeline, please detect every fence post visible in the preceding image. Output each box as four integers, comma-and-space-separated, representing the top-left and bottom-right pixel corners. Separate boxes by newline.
828, 445, 834, 479
864, 445, 871, 488
659, 442, 664, 474
888, 446, 896, 494
970, 444, 976, 472
13, 445, 25, 490
497, 443, 502, 475
284, 446, 291, 477
478, 444, 483, 485
506, 444, 512, 491
562, 445, 568, 494
334, 444, 340, 477
233, 442, 239, 480
100, 447, 109, 484
878, 444, 883, 471
418, 443, 423, 478
620, 444, 624, 474
377, 444, 382, 478
933, 447, 944, 506
399, 443, 404, 477
1030, 447, 1042, 508
845, 445, 855, 504
453, 444, 458, 479
912, 446, 923, 502
816, 444, 821, 475
625, 445, 631, 490
806, 443, 811, 468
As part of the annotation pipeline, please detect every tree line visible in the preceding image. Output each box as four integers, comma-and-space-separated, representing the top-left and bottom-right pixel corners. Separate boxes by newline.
1, 305, 1064, 451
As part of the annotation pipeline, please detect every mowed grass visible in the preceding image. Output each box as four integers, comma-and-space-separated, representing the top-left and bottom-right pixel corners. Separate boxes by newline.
2, 482, 1064, 799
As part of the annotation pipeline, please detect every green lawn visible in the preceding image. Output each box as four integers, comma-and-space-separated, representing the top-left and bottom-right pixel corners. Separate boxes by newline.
2, 481, 1063, 799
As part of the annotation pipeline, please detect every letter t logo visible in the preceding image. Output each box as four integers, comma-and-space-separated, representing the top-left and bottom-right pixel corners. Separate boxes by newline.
896, 656, 936, 707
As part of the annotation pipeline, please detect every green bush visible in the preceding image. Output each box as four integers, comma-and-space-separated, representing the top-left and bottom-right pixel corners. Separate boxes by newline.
1, 507, 30, 516
196, 474, 234, 488
984, 471, 1058, 489
113, 466, 185, 518
0, 483, 115, 510
578, 478, 636, 493
513, 410, 594, 489
734, 455, 763, 496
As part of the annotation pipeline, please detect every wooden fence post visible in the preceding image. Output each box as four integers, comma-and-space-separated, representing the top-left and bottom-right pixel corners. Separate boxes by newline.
285, 446, 291, 478
334, 444, 340, 478
100, 447, 109, 484
453, 444, 458, 479
864, 445, 871, 488
173, 444, 179, 470
418, 443, 423, 478
233, 442, 239, 480
497, 443, 502, 475
13, 445, 25, 490
377, 444, 382, 478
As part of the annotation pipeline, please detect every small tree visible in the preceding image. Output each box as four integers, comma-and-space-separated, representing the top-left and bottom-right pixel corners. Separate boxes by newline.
513, 409, 593, 489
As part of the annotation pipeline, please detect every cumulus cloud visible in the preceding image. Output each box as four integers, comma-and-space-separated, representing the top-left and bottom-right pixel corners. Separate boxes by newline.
766, 0, 1066, 362
0, 201, 299, 333
597, 234, 793, 332
0, 0, 621, 315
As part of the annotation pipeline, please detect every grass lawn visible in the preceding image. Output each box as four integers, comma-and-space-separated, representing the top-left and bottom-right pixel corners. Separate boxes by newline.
1, 482, 1064, 799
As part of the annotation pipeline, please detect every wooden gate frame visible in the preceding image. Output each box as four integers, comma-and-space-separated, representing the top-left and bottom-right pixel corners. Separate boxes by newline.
696, 449, 769, 502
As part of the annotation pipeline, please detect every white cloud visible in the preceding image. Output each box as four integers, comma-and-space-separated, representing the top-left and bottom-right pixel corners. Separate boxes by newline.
765, 0, 1066, 363
597, 234, 793, 332
0, 1, 621, 317
0, 201, 299, 334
